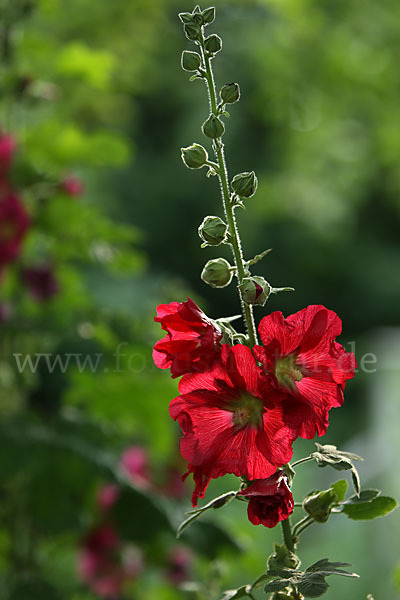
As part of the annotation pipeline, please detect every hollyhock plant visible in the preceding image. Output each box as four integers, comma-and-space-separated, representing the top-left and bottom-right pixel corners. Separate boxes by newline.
170, 344, 299, 505
238, 471, 294, 528
0, 193, 30, 266
22, 264, 59, 301
153, 297, 222, 377
153, 7, 397, 599
254, 305, 356, 439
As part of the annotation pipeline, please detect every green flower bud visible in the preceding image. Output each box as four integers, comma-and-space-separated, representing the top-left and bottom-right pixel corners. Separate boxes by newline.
181, 143, 208, 169
202, 114, 225, 139
239, 276, 271, 306
198, 216, 227, 246
201, 7, 216, 24
178, 11, 194, 24
231, 171, 258, 198
220, 82, 240, 104
267, 543, 301, 572
204, 34, 222, 54
184, 22, 201, 41
201, 258, 233, 288
181, 51, 202, 72
303, 488, 338, 523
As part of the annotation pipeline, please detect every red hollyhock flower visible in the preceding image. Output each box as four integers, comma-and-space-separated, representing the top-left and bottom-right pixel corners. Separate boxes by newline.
22, 264, 59, 301
254, 305, 356, 439
238, 470, 294, 528
170, 344, 299, 506
153, 298, 222, 378
0, 193, 30, 266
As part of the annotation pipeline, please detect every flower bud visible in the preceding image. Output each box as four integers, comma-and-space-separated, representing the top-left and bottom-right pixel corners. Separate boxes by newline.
267, 543, 301, 572
204, 34, 222, 54
181, 143, 208, 169
231, 171, 258, 198
239, 276, 271, 306
178, 11, 194, 24
198, 216, 227, 246
181, 51, 201, 72
303, 488, 338, 523
201, 258, 233, 288
184, 22, 201, 41
201, 7, 215, 24
220, 82, 240, 104
202, 114, 225, 139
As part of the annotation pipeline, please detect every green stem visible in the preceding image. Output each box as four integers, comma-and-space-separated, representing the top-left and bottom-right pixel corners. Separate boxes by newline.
199, 32, 258, 347
280, 515, 295, 552
291, 456, 314, 468
292, 515, 312, 537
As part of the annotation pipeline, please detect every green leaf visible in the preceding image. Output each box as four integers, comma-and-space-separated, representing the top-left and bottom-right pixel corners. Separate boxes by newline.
297, 574, 329, 598
264, 578, 292, 593
305, 559, 358, 577
342, 489, 381, 504
177, 491, 236, 537
112, 486, 173, 542
220, 585, 251, 600
331, 480, 348, 502
342, 496, 397, 520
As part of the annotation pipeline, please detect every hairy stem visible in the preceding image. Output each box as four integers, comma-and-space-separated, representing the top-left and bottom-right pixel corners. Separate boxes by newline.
198, 31, 258, 347
280, 515, 295, 552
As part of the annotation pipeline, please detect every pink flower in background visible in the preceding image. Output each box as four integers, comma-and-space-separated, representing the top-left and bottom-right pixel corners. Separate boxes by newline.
61, 175, 84, 197
0, 303, 12, 323
162, 465, 187, 500
166, 547, 193, 585
120, 446, 151, 490
97, 484, 120, 511
78, 524, 142, 598
22, 264, 59, 300
0, 193, 30, 266
0, 132, 16, 175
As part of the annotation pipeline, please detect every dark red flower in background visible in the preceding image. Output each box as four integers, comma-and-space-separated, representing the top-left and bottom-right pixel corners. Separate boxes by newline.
153, 298, 222, 378
0, 193, 30, 266
254, 305, 356, 439
238, 470, 294, 528
22, 264, 59, 301
61, 175, 85, 197
165, 547, 193, 585
170, 344, 298, 506
78, 524, 142, 598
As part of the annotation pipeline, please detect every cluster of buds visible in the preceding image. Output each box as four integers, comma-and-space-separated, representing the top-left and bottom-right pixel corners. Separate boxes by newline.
178, 6, 292, 317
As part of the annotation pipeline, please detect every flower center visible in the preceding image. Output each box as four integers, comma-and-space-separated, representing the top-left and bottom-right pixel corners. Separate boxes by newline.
230, 393, 263, 429
275, 354, 303, 390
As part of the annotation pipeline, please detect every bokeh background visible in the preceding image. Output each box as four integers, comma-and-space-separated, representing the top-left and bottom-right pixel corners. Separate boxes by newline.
0, 0, 399, 598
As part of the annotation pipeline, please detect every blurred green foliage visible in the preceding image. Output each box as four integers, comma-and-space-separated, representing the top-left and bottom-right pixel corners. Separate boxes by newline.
0, 0, 399, 599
